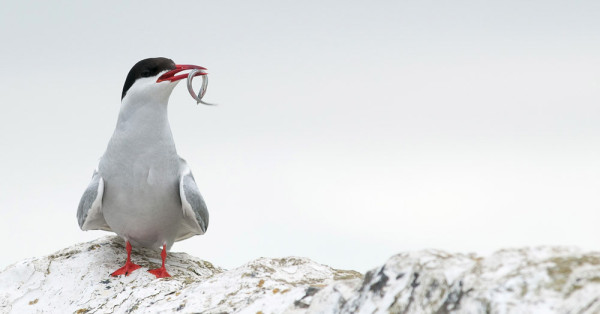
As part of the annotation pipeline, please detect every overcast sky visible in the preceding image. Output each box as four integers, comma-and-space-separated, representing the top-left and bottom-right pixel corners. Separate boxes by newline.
0, 1, 599, 273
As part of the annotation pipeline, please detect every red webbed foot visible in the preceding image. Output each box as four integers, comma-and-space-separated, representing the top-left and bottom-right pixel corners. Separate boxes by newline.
148, 267, 171, 278
111, 262, 142, 276
111, 241, 142, 277
148, 244, 171, 278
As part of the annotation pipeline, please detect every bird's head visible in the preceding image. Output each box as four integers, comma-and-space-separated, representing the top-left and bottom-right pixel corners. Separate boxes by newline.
121, 57, 207, 104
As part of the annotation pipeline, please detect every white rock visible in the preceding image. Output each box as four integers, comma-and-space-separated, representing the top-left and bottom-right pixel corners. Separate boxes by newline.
2, 237, 600, 313
0, 236, 360, 313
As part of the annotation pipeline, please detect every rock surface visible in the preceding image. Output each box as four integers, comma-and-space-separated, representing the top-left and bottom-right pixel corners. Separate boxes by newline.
2, 237, 600, 313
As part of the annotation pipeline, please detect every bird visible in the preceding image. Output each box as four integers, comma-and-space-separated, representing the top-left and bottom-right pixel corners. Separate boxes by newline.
77, 57, 210, 278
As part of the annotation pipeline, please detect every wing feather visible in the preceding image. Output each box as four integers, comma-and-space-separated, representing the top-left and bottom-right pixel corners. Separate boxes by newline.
77, 170, 111, 231
178, 161, 209, 240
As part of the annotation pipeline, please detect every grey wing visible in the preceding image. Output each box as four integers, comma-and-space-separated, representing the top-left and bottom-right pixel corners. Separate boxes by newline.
77, 170, 111, 231
177, 161, 209, 241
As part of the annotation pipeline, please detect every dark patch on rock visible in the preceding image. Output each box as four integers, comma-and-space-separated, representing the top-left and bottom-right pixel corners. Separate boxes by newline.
435, 280, 472, 314
369, 268, 389, 295
411, 272, 420, 288
396, 272, 405, 280
361, 270, 375, 292
294, 300, 310, 308
397, 272, 422, 314
100, 279, 110, 284
425, 280, 439, 299
294, 286, 321, 309
305, 286, 320, 297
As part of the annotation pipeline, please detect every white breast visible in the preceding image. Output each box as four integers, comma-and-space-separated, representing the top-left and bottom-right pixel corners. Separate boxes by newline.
98, 96, 184, 249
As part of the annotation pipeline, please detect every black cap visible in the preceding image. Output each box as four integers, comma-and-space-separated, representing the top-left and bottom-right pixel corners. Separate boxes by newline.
121, 57, 176, 100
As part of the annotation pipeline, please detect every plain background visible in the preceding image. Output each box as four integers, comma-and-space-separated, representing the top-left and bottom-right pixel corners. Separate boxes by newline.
1, 1, 599, 273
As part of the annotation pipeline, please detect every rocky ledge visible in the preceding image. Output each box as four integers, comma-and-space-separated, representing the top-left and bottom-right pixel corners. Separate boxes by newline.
1, 237, 600, 313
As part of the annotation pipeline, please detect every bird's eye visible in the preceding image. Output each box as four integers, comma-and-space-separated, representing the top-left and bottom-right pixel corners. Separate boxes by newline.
141, 70, 151, 77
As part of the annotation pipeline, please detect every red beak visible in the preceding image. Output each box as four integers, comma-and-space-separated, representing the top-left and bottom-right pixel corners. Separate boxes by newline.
156, 64, 207, 83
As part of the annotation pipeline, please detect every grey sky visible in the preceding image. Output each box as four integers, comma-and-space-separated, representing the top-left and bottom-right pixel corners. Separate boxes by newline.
1, 1, 599, 272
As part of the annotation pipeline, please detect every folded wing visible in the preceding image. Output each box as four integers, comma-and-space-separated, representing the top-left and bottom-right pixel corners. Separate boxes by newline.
177, 160, 209, 241
77, 170, 111, 231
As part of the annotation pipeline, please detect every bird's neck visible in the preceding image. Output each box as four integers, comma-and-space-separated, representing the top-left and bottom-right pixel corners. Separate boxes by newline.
109, 99, 177, 152
117, 97, 169, 124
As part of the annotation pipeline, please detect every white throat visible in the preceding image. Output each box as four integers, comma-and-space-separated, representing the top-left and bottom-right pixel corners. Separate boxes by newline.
108, 77, 180, 156
118, 77, 178, 122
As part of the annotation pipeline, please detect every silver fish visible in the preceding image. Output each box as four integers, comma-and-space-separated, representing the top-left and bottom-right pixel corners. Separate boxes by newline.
187, 69, 216, 105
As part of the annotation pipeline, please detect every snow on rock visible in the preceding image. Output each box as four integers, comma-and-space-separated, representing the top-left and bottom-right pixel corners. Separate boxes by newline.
2, 237, 600, 313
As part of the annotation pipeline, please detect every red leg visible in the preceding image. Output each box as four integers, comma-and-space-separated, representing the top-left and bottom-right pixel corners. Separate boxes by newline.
111, 241, 142, 276
148, 245, 171, 278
